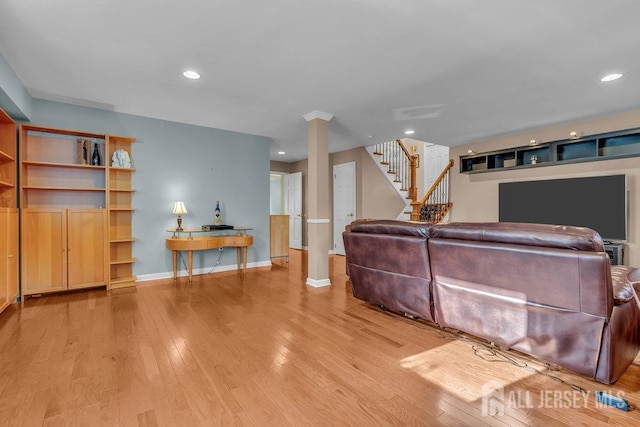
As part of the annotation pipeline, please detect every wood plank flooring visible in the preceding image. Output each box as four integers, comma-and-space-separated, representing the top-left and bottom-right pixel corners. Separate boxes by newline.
1, 250, 640, 425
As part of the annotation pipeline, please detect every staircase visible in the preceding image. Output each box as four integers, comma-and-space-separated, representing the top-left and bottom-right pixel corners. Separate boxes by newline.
410, 159, 455, 222
367, 140, 454, 223
367, 140, 417, 219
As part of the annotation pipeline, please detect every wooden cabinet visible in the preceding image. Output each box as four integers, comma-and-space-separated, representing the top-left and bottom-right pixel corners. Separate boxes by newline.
0, 208, 18, 310
270, 214, 289, 262
19, 124, 136, 295
107, 136, 137, 288
21, 208, 106, 295
0, 108, 18, 311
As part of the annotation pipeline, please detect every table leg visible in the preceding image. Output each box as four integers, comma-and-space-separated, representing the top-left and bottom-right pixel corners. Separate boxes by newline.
172, 250, 177, 280
236, 247, 241, 271
188, 250, 193, 283
243, 246, 248, 275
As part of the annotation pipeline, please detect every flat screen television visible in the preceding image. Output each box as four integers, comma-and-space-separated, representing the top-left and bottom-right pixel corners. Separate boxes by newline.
499, 174, 627, 242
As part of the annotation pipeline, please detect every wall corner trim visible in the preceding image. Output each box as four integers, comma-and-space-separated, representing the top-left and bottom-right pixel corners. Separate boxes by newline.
307, 218, 330, 224
303, 110, 334, 122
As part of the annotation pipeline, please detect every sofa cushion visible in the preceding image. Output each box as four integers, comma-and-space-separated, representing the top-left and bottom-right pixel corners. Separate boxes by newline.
431, 222, 605, 252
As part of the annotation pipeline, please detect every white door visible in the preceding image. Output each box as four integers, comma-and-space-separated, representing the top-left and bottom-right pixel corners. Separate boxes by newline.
423, 143, 451, 222
333, 162, 356, 256
285, 172, 303, 249
424, 143, 450, 190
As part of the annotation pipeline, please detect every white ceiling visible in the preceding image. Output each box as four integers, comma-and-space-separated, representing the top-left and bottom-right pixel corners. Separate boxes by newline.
1, 1, 639, 162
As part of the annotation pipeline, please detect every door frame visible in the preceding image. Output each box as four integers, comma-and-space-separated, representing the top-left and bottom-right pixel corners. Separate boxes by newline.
285, 171, 303, 249
333, 161, 356, 256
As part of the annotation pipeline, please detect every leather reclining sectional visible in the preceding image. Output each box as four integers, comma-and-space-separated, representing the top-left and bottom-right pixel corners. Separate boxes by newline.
342, 219, 640, 384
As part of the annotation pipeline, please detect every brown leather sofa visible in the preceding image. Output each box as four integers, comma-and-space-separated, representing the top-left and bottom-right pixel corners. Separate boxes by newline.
343, 220, 640, 384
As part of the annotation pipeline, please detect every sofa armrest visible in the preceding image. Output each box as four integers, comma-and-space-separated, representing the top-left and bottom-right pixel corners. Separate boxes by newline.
611, 266, 637, 305
627, 268, 640, 309
629, 268, 640, 285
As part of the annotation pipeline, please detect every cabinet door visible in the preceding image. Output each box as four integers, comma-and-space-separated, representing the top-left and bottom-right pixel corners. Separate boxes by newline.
0, 210, 8, 310
22, 209, 66, 295
6, 209, 18, 302
67, 209, 106, 289
270, 214, 289, 258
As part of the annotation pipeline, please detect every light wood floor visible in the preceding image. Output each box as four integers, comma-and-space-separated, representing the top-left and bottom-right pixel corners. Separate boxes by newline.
1, 250, 640, 426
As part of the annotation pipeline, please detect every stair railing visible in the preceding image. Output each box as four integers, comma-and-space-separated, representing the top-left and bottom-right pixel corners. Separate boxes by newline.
373, 139, 419, 202
411, 159, 455, 222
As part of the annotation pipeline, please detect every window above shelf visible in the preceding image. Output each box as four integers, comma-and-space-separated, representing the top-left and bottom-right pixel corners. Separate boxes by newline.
460, 127, 640, 174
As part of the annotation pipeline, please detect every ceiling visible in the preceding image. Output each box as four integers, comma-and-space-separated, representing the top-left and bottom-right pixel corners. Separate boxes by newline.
1, 1, 639, 162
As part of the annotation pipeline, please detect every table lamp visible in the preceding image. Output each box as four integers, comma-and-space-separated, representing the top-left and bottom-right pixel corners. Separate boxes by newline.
172, 201, 188, 231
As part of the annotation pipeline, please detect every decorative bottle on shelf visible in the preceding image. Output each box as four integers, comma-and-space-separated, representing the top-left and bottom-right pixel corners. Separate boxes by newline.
81, 140, 88, 164
214, 200, 222, 225
92, 142, 101, 166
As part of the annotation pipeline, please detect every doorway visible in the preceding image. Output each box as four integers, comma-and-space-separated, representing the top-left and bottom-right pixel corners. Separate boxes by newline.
285, 172, 303, 249
333, 162, 355, 256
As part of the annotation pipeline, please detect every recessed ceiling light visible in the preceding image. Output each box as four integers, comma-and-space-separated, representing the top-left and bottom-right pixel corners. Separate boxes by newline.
404, 130, 415, 135
277, 151, 285, 155
183, 70, 201, 80
601, 73, 622, 82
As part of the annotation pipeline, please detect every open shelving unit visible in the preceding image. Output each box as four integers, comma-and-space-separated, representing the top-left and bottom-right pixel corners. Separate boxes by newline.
19, 124, 136, 294
107, 135, 137, 288
460, 127, 640, 174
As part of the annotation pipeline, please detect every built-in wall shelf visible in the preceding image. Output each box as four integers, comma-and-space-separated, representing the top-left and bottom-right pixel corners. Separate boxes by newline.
0, 150, 15, 162
460, 127, 640, 174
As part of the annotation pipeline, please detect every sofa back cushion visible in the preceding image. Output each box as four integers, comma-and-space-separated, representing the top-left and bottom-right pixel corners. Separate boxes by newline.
428, 222, 614, 378
343, 220, 435, 321
430, 222, 605, 252
429, 222, 612, 318
349, 219, 432, 238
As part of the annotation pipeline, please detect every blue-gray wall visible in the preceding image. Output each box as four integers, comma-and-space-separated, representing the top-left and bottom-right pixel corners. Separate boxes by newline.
0, 54, 32, 120
26, 99, 272, 279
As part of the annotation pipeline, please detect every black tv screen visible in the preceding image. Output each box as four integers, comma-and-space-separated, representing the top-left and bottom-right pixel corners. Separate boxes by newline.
499, 175, 627, 241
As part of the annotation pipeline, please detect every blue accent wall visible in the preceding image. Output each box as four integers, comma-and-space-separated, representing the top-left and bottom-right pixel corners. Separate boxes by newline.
30, 98, 271, 278
0, 53, 32, 120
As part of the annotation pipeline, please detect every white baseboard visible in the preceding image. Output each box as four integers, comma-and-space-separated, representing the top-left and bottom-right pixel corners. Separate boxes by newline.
306, 277, 331, 287
136, 260, 272, 282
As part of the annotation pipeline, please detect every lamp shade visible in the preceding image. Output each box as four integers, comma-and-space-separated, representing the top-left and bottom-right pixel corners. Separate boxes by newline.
172, 201, 188, 215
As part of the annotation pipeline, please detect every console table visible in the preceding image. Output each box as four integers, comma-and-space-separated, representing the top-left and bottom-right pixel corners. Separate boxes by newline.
165, 227, 253, 282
